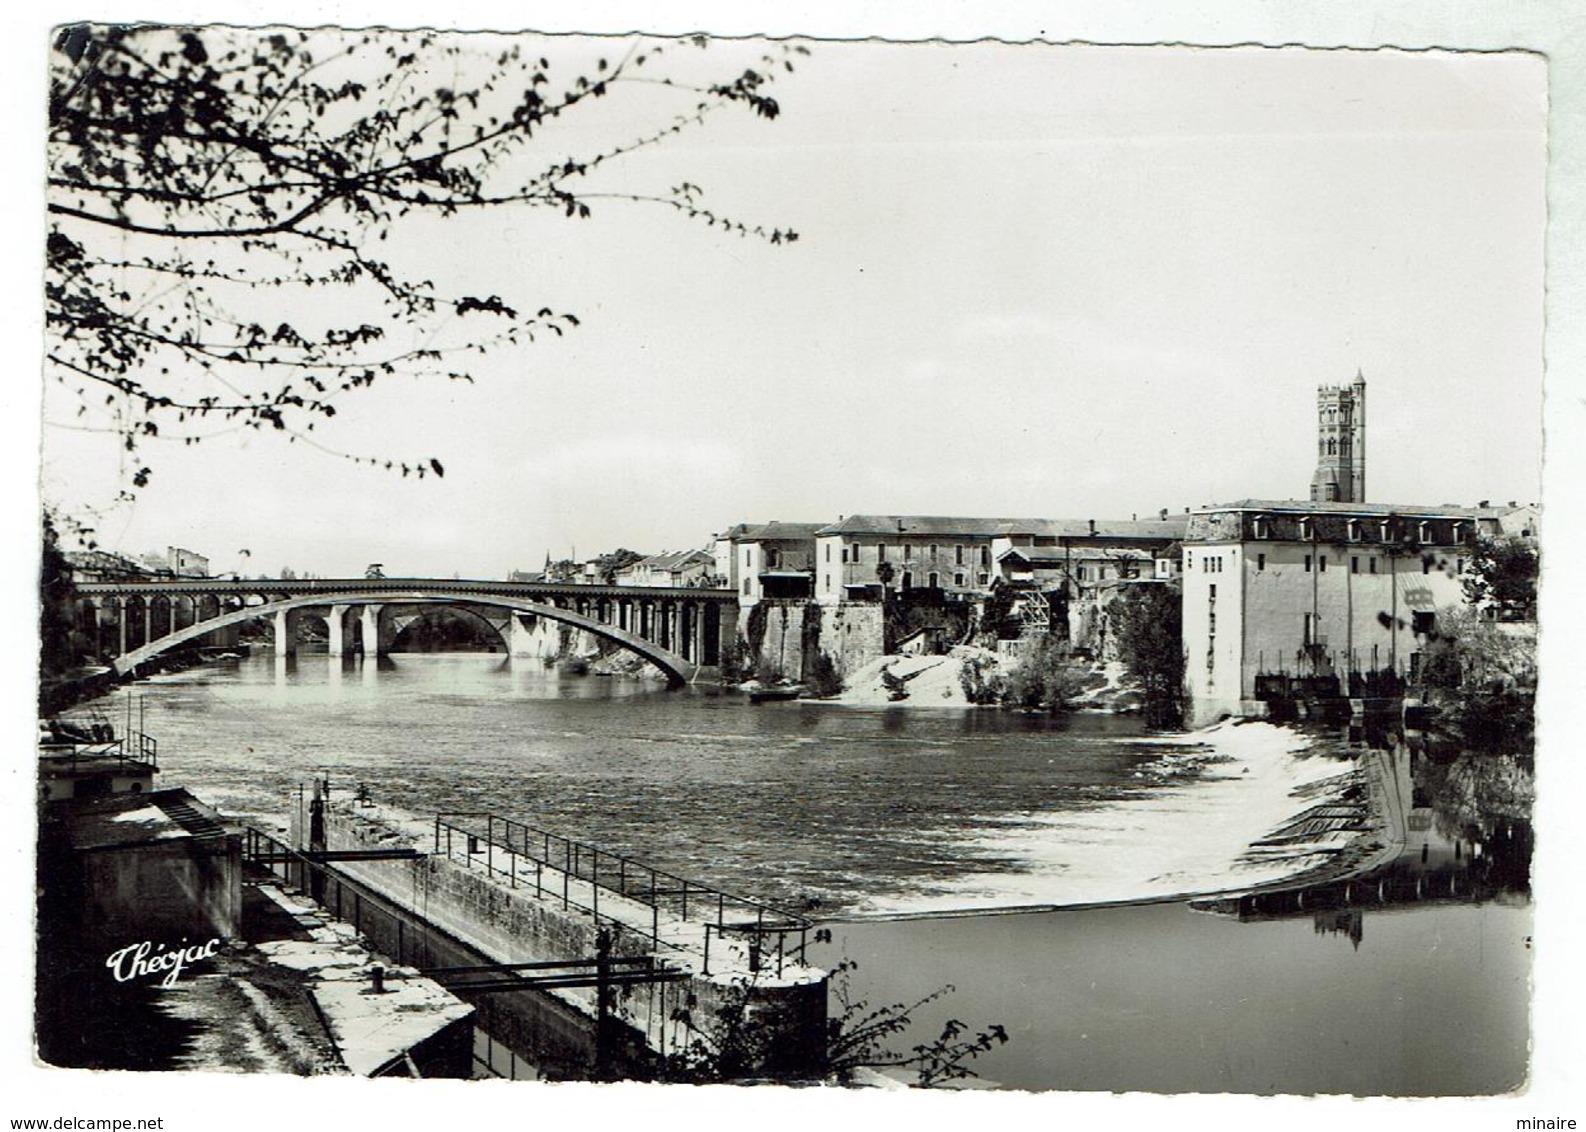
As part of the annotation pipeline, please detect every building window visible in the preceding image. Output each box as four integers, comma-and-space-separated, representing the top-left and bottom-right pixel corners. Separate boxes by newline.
1418, 522, 1433, 545
745, 548, 752, 568
743, 579, 750, 596
825, 544, 831, 563
841, 547, 849, 565
1208, 584, 1217, 600
1304, 554, 1312, 572
824, 574, 831, 592
980, 547, 990, 567
1076, 566, 1088, 581
1351, 556, 1359, 574
929, 544, 939, 561
1299, 518, 1313, 541
954, 572, 965, 587
1252, 517, 1268, 539
1423, 558, 1433, 575
1319, 555, 1327, 572
878, 543, 887, 563
901, 571, 912, 590
955, 545, 964, 565
1257, 553, 1266, 571
1347, 519, 1361, 542
1370, 557, 1378, 574
928, 571, 939, 588
1303, 613, 1315, 645
1185, 552, 1193, 570
978, 573, 990, 586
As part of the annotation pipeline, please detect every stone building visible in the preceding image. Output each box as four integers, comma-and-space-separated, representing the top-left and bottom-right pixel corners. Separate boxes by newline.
711, 521, 826, 606
811, 515, 1027, 605
1309, 371, 1367, 503
613, 549, 715, 588
1180, 499, 1523, 725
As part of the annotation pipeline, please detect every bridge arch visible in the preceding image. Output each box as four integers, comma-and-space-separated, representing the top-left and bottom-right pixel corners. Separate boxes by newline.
384, 604, 511, 652
110, 590, 702, 686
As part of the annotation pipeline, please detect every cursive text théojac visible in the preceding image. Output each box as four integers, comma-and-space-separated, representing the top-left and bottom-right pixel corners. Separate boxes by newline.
105, 938, 222, 988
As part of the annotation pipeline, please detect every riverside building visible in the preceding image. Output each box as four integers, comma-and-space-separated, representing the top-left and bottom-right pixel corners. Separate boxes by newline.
1180, 499, 1525, 726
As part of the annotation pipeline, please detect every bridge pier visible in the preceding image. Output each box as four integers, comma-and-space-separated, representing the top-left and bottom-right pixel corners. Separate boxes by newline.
326, 604, 356, 658
273, 609, 296, 658
359, 604, 389, 658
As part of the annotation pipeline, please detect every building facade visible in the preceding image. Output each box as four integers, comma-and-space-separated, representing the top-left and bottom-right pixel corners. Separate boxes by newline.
1180, 499, 1516, 725
712, 521, 826, 606
812, 516, 1024, 605
613, 549, 715, 588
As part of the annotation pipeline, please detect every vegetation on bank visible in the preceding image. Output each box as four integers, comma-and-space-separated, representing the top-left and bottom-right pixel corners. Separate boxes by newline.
1415, 534, 1538, 758
1111, 584, 1186, 729
655, 956, 1008, 1087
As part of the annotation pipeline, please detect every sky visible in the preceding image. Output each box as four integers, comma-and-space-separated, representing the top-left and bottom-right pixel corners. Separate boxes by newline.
39, 33, 1546, 579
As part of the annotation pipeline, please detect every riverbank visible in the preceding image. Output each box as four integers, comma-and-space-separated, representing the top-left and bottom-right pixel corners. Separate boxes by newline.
827, 647, 1138, 711
851, 718, 1381, 917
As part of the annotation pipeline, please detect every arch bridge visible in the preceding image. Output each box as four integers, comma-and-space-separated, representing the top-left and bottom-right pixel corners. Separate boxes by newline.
70, 577, 741, 687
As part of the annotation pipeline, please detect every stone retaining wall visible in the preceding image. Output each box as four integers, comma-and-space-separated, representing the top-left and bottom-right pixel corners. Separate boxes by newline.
291, 799, 828, 1078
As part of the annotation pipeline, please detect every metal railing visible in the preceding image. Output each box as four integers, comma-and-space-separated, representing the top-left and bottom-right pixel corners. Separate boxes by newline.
37, 729, 159, 771
433, 812, 810, 975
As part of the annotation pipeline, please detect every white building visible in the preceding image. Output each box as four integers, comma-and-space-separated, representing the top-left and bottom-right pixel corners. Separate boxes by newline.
1180, 499, 1523, 725
613, 549, 715, 589
712, 521, 826, 605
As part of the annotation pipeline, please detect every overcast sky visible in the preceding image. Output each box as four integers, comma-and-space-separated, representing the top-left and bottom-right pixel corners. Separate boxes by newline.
41, 35, 1546, 578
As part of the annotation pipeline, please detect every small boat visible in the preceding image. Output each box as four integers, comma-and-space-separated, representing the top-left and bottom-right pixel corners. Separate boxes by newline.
749, 684, 805, 704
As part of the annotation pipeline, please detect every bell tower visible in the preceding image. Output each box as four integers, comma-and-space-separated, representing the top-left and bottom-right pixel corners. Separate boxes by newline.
1309, 370, 1367, 503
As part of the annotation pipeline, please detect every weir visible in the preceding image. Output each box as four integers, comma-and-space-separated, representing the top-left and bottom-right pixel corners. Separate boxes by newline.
285, 783, 830, 1080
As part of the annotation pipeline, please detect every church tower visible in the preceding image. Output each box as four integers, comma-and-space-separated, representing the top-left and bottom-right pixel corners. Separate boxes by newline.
1309, 371, 1367, 503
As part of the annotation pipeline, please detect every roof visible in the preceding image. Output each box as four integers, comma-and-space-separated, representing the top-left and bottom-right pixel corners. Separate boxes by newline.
1197, 499, 1504, 519
1008, 517, 1190, 539
630, 549, 713, 571
998, 546, 1150, 567
64, 550, 148, 575
61, 788, 229, 852
817, 514, 1189, 539
720, 521, 828, 542
818, 515, 1054, 537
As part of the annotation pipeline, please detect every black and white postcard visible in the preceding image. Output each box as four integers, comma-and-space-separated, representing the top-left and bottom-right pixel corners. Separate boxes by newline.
14, 4, 1582, 1129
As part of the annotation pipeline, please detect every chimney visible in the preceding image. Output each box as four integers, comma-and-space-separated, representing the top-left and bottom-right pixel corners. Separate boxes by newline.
1088, 519, 1096, 535
1159, 509, 1168, 521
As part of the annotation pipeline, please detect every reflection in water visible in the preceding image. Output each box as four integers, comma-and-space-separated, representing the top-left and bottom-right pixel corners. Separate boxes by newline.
1194, 717, 1533, 957
1313, 908, 1364, 949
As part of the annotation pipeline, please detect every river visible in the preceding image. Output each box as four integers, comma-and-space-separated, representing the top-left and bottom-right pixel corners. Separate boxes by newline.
71, 650, 1532, 1094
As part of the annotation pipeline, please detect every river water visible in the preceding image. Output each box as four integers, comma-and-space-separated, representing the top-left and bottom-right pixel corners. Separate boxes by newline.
77, 651, 1532, 1094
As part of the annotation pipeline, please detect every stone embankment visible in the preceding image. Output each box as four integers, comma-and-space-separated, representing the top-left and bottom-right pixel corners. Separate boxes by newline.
291, 795, 831, 1078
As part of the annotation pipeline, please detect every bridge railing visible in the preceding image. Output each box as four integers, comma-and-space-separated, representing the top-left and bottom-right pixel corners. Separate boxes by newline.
433, 812, 810, 975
